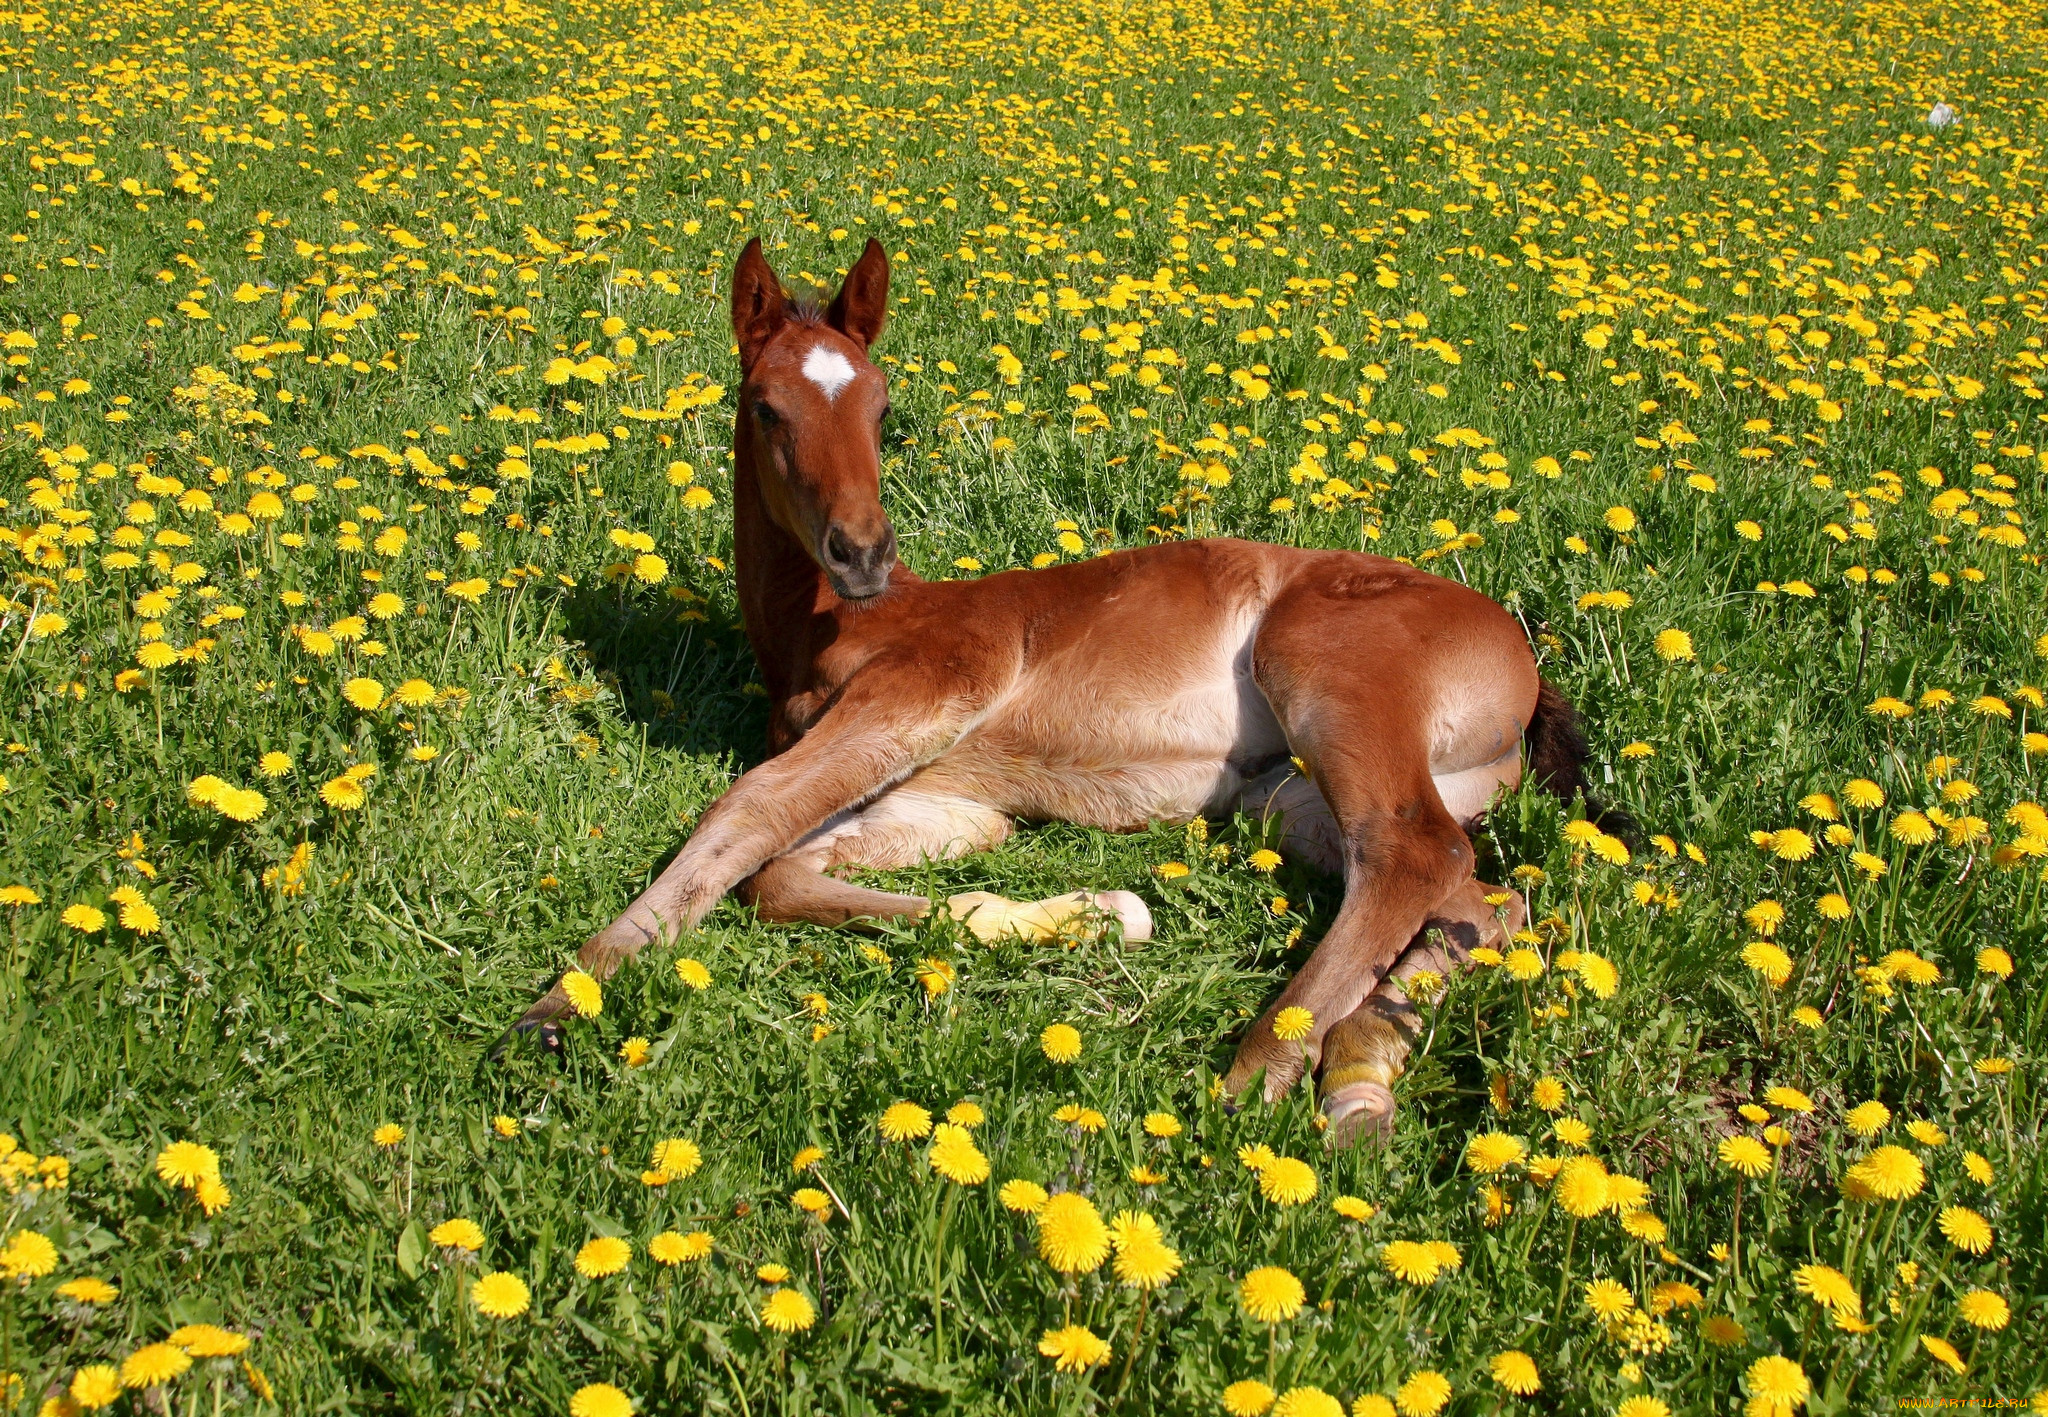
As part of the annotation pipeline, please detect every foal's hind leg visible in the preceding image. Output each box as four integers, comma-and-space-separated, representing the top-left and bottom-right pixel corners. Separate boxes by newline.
1222, 573, 1535, 1101
1319, 879, 1525, 1146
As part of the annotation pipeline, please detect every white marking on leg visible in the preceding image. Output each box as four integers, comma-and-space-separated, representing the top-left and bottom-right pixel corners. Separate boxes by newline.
802, 344, 856, 401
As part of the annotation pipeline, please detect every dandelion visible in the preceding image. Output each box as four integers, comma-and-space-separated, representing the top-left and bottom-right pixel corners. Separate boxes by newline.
561, 970, 603, 1018
1271, 1388, 1344, 1417
1847, 1146, 1924, 1201
1332, 1195, 1375, 1221
1958, 1290, 2010, 1330
430, 1218, 484, 1252
1037, 1192, 1110, 1273
1556, 1156, 1610, 1217
761, 1288, 817, 1333
1719, 1136, 1773, 1177
1037, 1323, 1110, 1372
319, 776, 367, 810
879, 1101, 933, 1141
575, 1236, 631, 1277
676, 958, 711, 989
569, 1385, 634, 1417
1465, 1132, 1527, 1173
1792, 1264, 1860, 1317
1000, 1179, 1050, 1213
1702, 1315, 1747, 1346
1381, 1240, 1441, 1286
120, 1344, 192, 1389
1143, 1111, 1182, 1138
1845, 1101, 1891, 1135
1040, 1023, 1083, 1062
155, 1141, 221, 1189
0, 1229, 58, 1277
1239, 1265, 1306, 1323
470, 1270, 531, 1319
1890, 811, 1936, 845
1741, 942, 1793, 987
1263, 1006, 1313, 1044
646, 1231, 693, 1264
1744, 1356, 1810, 1414
1395, 1370, 1451, 1417
1489, 1350, 1540, 1396
1919, 1335, 1966, 1374
1653, 628, 1694, 661
1112, 1229, 1181, 1290
70, 1366, 122, 1409
1532, 1076, 1567, 1111
928, 1124, 990, 1185
1585, 1278, 1634, 1319
57, 1278, 119, 1305
1615, 1401, 1670, 1417
1258, 1156, 1318, 1206
1938, 1206, 1992, 1254
1222, 1380, 1278, 1415
1769, 828, 1814, 861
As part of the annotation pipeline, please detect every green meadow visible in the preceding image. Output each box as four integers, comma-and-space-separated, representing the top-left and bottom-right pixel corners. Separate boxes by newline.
0, 0, 2042, 1409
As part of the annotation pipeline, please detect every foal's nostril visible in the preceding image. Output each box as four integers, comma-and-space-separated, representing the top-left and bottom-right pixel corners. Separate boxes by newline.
823, 526, 854, 570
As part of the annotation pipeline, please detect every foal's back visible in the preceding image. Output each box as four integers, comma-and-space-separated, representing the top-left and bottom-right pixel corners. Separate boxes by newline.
838, 538, 1531, 834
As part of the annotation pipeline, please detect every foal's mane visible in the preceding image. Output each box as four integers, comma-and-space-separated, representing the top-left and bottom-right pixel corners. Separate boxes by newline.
781, 283, 834, 326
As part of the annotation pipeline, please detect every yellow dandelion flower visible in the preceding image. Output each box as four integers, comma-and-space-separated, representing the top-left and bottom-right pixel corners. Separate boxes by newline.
762, 1288, 817, 1333
1037, 1192, 1110, 1273
560, 970, 603, 1018
1239, 1265, 1305, 1323
1040, 1023, 1082, 1062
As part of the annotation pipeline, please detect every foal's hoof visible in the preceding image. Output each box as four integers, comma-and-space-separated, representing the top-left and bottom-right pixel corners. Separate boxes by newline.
1222, 1035, 1311, 1106
945, 889, 1152, 944
1322, 1081, 1398, 1148
1091, 890, 1152, 943
485, 985, 572, 1064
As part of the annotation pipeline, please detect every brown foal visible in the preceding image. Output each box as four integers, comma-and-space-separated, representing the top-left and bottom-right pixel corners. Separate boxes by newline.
506, 237, 1598, 1144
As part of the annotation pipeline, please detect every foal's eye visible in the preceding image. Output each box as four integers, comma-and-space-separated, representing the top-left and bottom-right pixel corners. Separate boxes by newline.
878, 403, 892, 424
753, 401, 779, 428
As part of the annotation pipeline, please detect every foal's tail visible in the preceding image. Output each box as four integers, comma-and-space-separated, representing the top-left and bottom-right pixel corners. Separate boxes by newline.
1525, 677, 1641, 844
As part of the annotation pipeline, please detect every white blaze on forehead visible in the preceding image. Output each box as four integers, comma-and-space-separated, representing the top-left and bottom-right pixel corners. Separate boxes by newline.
801, 343, 858, 401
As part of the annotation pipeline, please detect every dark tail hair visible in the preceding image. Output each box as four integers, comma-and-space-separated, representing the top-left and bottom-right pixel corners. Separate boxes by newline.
1526, 677, 1640, 845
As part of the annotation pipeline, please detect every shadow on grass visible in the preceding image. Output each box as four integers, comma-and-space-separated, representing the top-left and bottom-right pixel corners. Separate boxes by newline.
559, 580, 770, 765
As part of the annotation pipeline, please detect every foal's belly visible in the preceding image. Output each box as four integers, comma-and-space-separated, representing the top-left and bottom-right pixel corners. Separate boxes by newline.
919, 605, 1289, 831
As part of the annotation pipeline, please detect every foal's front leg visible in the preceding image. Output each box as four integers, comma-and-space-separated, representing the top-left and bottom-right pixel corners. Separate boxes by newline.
503, 674, 984, 1042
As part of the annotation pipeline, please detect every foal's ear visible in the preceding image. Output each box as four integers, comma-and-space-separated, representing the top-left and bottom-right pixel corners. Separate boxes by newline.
730, 238, 788, 370
825, 238, 889, 352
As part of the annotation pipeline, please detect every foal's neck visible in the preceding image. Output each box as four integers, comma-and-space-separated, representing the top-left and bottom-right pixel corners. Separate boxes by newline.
731, 439, 832, 685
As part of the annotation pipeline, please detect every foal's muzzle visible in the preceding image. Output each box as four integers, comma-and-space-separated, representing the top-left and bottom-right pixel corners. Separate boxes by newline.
819, 523, 896, 602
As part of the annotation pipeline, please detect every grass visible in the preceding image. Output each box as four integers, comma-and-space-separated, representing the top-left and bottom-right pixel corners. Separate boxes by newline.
0, 0, 2043, 1409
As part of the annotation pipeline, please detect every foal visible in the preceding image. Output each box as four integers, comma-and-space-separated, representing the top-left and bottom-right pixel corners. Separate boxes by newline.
508, 237, 1596, 1143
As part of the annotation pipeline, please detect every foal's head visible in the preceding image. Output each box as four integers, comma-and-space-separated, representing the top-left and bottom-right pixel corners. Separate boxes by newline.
730, 236, 896, 602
